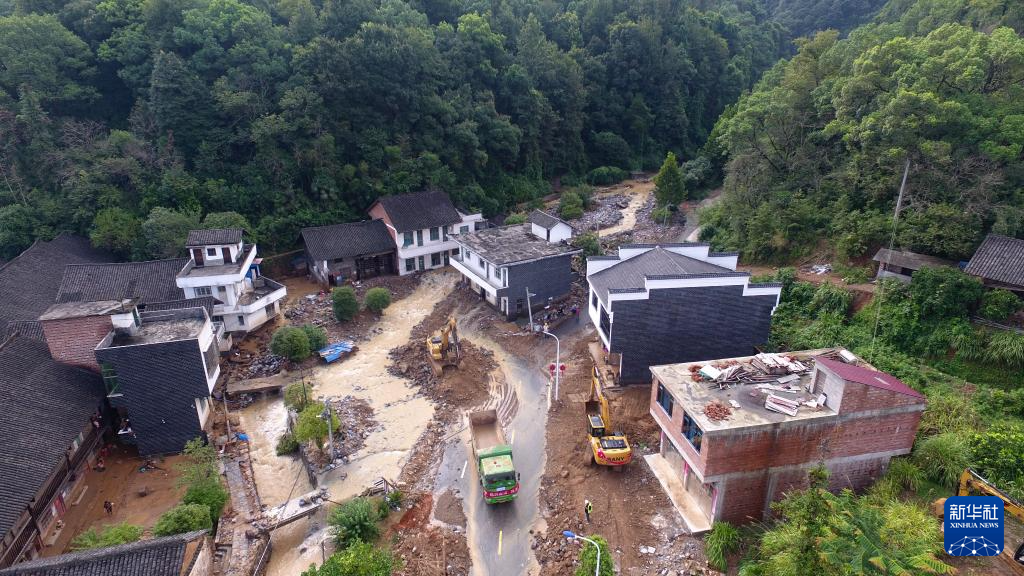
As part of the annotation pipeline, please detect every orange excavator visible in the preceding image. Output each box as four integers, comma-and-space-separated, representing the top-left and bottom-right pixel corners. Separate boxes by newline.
426, 316, 461, 376
934, 468, 1024, 573
586, 367, 632, 469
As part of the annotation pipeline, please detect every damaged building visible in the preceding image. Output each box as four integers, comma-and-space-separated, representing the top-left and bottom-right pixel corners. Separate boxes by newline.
644, 348, 925, 532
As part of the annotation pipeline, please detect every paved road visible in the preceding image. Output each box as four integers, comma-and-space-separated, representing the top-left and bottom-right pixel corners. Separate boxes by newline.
678, 188, 722, 242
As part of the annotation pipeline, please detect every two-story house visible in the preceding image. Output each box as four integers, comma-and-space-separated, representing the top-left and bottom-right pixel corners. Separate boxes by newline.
645, 349, 924, 531
0, 337, 106, 567
368, 190, 484, 275
586, 244, 782, 384
175, 229, 286, 333
450, 210, 580, 319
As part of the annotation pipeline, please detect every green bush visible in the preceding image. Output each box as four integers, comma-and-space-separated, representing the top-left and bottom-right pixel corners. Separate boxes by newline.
153, 503, 212, 536
276, 431, 299, 455
979, 289, 1022, 321
183, 478, 228, 522
294, 402, 340, 445
705, 521, 741, 571
913, 433, 970, 488
364, 287, 391, 314
885, 459, 924, 493
985, 330, 1024, 368
329, 497, 381, 548
283, 381, 312, 412
386, 489, 403, 509
270, 326, 312, 362
376, 497, 390, 519
559, 190, 584, 220
300, 540, 400, 576
504, 212, 527, 225
908, 267, 984, 320
572, 232, 601, 258
650, 206, 672, 224
918, 388, 980, 436
586, 166, 628, 185
574, 534, 614, 576
970, 424, 1024, 502
808, 283, 853, 316
331, 287, 359, 321
301, 324, 328, 352
71, 523, 143, 551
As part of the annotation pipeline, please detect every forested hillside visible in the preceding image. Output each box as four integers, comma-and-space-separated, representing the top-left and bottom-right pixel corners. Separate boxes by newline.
0, 0, 833, 260
701, 0, 1024, 263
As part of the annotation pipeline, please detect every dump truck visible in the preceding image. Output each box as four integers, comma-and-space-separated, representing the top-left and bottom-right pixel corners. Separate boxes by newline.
586, 367, 632, 468
469, 409, 519, 504
426, 316, 461, 376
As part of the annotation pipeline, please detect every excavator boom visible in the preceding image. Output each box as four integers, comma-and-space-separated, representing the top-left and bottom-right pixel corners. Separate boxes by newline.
586, 367, 631, 467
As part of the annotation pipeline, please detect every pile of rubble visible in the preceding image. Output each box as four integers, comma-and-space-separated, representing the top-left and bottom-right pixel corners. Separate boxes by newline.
328, 395, 378, 459
703, 400, 732, 421
239, 353, 285, 378
571, 193, 628, 232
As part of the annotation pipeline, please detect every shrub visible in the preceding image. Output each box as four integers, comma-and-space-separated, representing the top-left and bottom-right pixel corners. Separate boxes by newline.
301, 324, 328, 352
885, 459, 924, 493
386, 489, 403, 509
153, 503, 212, 536
574, 534, 614, 576
985, 330, 1024, 368
283, 381, 312, 412
276, 431, 299, 455
504, 212, 527, 225
573, 232, 601, 258
331, 287, 359, 321
808, 283, 852, 316
178, 437, 219, 487
270, 326, 311, 362
979, 289, 1022, 321
559, 190, 584, 220
919, 388, 980, 436
184, 478, 229, 522
650, 206, 672, 224
913, 433, 970, 488
294, 402, 340, 445
376, 497, 390, 519
705, 521, 741, 571
970, 424, 1024, 501
908, 266, 984, 319
329, 497, 381, 547
364, 287, 391, 314
71, 523, 143, 551
300, 540, 400, 576
586, 166, 629, 185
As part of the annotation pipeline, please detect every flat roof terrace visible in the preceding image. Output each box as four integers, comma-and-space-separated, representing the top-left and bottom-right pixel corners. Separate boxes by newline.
100, 308, 207, 347
456, 224, 580, 265
651, 348, 862, 432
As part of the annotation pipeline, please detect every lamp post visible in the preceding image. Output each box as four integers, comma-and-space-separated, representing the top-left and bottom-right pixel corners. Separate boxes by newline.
563, 531, 600, 576
542, 330, 561, 401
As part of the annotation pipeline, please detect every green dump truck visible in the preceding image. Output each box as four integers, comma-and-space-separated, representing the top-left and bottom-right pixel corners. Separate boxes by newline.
469, 409, 519, 504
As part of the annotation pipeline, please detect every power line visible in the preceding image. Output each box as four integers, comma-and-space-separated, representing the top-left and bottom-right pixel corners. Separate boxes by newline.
872, 159, 911, 349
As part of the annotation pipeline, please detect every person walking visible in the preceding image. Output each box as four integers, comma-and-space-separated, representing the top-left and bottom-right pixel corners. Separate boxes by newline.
573, 304, 580, 323
584, 499, 593, 523
103, 500, 113, 515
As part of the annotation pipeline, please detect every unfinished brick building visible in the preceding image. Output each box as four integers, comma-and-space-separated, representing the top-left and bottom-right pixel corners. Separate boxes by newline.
645, 348, 925, 532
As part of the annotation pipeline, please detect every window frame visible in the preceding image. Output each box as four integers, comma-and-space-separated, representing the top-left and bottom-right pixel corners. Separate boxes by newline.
430, 227, 440, 241
682, 411, 704, 452
430, 252, 441, 267
405, 258, 415, 272
656, 382, 674, 417
194, 286, 212, 297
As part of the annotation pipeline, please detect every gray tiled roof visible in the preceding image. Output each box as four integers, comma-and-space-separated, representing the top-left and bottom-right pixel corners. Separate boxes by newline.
0, 530, 207, 576
186, 228, 242, 246
145, 296, 218, 315
456, 224, 580, 265
56, 259, 188, 304
373, 190, 462, 232
301, 220, 395, 262
0, 233, 113, 340
588, 247, 738, 301
528, 210, 569, 230
965, 234, 1024, 288
872, 248, 954, 271
0, 338, 104, 538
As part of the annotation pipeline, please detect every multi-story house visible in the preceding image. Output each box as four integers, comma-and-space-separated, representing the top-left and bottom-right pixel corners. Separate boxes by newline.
645, 348, 925, 531
450, 210, 580, 319
0, 530, 211, 575
175, 229, 286, 333
368, 190, 484, 275
0, 337, 106, 568
586, 243, 782, 384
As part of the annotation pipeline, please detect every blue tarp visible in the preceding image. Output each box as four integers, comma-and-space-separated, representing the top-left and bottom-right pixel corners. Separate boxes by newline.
319, 341, 355, 363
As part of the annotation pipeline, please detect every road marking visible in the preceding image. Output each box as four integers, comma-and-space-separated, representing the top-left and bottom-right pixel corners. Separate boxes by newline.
460, 460, 467, 479
498, 530, 503, 556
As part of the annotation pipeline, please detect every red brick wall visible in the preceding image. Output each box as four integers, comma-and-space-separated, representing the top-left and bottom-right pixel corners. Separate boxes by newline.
836, 379, 923, 414
651, 377, 707, 473
368, 203, 397, 242
41, 316, 110, 372
719, 473, 768, 524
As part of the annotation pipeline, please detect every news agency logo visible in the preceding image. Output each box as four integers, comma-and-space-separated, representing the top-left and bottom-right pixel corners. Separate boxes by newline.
944, 496, 1004, 557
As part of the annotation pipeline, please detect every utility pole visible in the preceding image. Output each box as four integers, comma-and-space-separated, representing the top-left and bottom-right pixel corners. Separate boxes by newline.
323, 401, 334, 465
526, 287, 535, 332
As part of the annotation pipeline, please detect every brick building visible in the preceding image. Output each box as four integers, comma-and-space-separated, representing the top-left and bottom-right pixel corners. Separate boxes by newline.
586, 244, 782, 384
645, 348, 925, 531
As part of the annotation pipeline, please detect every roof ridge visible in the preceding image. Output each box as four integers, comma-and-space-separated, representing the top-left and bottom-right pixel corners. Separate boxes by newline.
63, 258, 188, 268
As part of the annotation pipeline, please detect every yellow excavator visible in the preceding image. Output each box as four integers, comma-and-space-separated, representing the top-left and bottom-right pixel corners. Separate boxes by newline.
426, 316, 461, 376
586, 367, 632, 468
934, 468, 1024, 573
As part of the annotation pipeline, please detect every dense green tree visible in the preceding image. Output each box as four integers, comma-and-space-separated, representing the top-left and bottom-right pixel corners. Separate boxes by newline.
301, 324, 327, 352
183, 478, 228, 523
908, 267, 984, 319
0, 14, 97, 109
331, 287, 359, 321
90, 207, 142, 258
0, 204, 41, 260
329, 497, 382, 547
70, 523, 142, 551
574, 534, 613, 576
653, 152, 686, 207
271, 326, 312, 362
294, 401, 339, 445
140, 207, 199, 259
201, 211, 250, 232
300, 540, 399, 576
364, 287, 391, 314
153, 503, 212, 536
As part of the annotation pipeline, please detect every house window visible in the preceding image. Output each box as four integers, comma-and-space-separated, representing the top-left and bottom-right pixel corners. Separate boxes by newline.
131, 307, 141, 328
405, 258, 415, 272
195, 286, 212, 297
656, 383, 673, 416
682, 412, 703, 452
430, 227, 440, 241
460, 225, 469, 234
236, 315, 245, 327
207, 248, 217, 256
477, 254, 484, 267
403, 232, 413, 247
101, 363, 120, 395
443, 226, 449, 241
591, 291, 598, 310
431, 252, 441, 267
451, 247, 460, 256
417, 255, 425, 270
416, 230, 424, 246
265, 303, 276, 317
213, 315, 224, 323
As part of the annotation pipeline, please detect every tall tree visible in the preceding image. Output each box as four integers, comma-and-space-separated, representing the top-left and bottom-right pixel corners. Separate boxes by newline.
654, 151, 686, 207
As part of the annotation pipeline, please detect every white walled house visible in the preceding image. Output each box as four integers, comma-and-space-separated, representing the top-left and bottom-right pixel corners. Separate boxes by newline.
528, 209, 573, 243
175, 229, 286, 333
368, 190, 484, 275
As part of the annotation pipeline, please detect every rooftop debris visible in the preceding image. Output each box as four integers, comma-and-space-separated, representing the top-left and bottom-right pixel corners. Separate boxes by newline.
703, 400, 732, 421
764, 393, 800, 416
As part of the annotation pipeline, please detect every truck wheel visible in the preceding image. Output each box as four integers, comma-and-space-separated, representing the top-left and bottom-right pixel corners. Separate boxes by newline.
589, 453, 596, 466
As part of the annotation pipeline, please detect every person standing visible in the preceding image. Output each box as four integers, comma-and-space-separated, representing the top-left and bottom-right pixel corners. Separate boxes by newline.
103, 500, 113, 515
584, 499, 593, 523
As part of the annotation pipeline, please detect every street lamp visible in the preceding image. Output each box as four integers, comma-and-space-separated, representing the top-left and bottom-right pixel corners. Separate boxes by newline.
542, 330, 561, 401
563, 531, 600, 576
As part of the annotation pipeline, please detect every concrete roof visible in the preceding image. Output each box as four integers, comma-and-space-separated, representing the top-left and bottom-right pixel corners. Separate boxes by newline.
872, 248, 954, 271
39, 299, 136, 321
101, 308, 207, 347
456, 224, 581, 265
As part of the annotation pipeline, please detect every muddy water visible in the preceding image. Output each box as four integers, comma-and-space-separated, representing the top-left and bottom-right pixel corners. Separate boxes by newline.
598, 180, 654, 237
